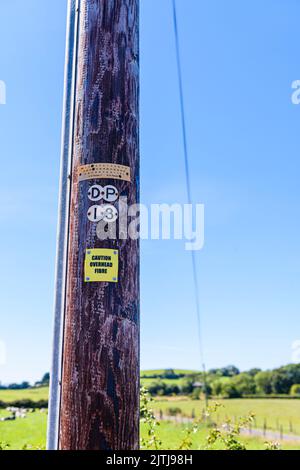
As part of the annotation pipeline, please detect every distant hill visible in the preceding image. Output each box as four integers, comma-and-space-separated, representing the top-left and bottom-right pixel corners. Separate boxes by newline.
141, 369, 198, 378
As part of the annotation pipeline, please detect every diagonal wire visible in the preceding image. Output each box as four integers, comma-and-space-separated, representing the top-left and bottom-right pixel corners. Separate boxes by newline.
172, 0, 208, 397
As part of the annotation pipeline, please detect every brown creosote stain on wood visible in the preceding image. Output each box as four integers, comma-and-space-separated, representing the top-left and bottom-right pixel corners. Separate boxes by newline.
59, 0, 139, 450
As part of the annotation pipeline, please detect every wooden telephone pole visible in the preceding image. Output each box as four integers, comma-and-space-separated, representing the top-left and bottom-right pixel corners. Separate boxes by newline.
48, 0, 139, 451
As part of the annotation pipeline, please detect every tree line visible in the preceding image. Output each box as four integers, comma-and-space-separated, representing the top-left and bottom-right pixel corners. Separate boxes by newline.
2, 364, 300, 399
144, 364, 300, 398
0, 373, 49, 390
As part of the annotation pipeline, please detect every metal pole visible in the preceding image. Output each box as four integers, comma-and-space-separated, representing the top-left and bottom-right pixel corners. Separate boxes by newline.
58, 0, 140, 450
47, 0, 80, 450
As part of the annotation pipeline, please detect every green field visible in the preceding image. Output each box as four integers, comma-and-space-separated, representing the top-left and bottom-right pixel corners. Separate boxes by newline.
140, 421, 300, 451
141, 369, 198, 377
140, 370, 197, 389
0, 412, 47, 450
1, 413, 300, 450
141, 377, 188, 388
0, 387, 48, 403
151, 397, 300, 435
1, 378, 300, 450
0, 387, 48, 449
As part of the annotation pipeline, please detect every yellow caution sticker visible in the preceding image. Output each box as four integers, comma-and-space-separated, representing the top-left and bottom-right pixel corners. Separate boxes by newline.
84, 249, 119, 283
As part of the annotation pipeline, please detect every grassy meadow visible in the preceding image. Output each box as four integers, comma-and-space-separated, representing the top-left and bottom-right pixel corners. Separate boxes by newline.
140, 421, 300, 451
1, 370, 300, 450
151, 397, 300, 436
0, 387, 48, 403
140, 369, 197, 389
1, 411, 300, 450
0, 412, 47, 450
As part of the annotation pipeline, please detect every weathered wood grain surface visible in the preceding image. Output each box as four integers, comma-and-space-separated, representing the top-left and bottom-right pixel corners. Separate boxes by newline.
59, 0, 139, 450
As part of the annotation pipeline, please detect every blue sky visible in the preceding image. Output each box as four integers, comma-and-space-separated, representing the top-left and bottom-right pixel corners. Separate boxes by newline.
0, 0, 299, 384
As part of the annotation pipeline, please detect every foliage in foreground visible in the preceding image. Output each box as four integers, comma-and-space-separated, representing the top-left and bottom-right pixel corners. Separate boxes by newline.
140, 387, 280, 451
0, 389, 291, 450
